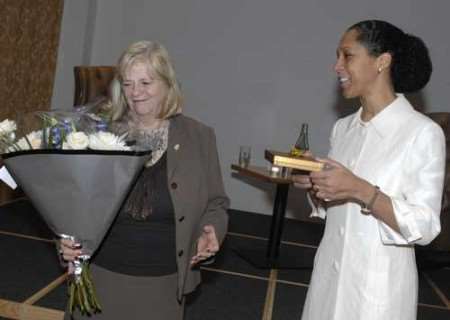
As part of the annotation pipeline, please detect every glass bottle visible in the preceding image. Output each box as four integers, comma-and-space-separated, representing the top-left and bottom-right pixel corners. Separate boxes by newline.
290, 123, 309, 156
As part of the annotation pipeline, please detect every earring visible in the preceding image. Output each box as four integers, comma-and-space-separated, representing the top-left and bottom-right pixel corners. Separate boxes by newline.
378, 67, 383, 73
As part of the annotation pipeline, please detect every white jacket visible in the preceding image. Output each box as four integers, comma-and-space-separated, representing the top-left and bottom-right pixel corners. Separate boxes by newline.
301, 95, 446, 320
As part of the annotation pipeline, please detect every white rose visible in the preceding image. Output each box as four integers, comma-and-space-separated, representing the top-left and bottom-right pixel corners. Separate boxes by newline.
0, 119, 17, 134
64, 132, 89, 150
15, 131, 42, 150
88, 132, 130, 151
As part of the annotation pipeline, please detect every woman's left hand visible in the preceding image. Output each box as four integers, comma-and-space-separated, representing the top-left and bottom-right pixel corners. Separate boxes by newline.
190, 225, 219, 266
310, 158, 364, 202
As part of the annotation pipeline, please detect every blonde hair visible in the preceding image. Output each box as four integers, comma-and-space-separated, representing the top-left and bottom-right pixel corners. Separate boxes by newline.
110, 40, 183, 120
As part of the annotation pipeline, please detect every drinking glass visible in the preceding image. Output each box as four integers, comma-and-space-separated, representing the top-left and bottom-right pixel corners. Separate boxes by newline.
238, 146, 251, 168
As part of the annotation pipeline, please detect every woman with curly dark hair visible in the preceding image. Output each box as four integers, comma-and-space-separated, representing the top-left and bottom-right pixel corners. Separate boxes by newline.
293, 20, 446, 319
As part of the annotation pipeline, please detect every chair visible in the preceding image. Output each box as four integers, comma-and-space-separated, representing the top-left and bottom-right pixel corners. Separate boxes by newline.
73, 66, 116, 106
416, 112, 450, 269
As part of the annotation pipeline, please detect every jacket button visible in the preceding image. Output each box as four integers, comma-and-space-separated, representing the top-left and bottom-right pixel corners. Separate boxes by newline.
178, 216, 185, 222
178, 250, 184, 257
171, 182, 178, 189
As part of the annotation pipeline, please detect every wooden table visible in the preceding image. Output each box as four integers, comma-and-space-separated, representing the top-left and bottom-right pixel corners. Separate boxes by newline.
231, 164, 298, 269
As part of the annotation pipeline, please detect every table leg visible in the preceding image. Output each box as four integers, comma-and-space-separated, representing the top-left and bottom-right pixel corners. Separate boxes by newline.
266, 184, 289, 266
233, 183, 313, 269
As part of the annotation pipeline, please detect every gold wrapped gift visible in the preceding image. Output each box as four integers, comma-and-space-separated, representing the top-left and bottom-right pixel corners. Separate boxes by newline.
265, 150, 324, 172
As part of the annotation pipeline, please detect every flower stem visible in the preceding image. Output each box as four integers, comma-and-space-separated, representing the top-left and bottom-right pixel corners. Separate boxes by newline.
68, 261, 102, 315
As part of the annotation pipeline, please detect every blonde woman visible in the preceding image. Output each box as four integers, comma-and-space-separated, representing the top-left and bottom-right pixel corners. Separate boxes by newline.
61, 41, 229, 319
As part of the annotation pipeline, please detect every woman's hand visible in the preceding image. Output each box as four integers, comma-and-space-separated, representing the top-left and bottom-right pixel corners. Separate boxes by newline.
190, 225, 219, 266
292, 174, 322, 207
291, 151, 322, 206
310, 158, 400, 231
291, 151, 314, 190
59, 238, 82, 262
57, 238, 82, 274
310, 158, 365, 202
291, 173, 313, 189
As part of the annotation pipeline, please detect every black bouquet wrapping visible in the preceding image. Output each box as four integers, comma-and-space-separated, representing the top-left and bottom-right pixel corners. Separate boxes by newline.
0, 111, 152, 315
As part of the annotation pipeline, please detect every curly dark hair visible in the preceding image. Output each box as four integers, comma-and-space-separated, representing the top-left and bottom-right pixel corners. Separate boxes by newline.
348, 20, 432, 93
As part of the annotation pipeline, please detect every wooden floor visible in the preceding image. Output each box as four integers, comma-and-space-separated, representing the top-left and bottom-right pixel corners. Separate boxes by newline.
0, 199, 449, 320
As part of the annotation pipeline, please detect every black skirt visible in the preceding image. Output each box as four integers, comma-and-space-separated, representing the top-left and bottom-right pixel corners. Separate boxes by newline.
65, 264, 184, 320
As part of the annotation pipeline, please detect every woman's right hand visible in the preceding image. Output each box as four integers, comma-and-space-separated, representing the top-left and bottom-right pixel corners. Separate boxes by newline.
291, 151, 314, 190
291, 174, 313, 189
291, 151, 322, 207
59, 238, 82, 262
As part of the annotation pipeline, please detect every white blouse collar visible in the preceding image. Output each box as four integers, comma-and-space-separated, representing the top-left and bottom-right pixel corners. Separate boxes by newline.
350, 94, 414, 139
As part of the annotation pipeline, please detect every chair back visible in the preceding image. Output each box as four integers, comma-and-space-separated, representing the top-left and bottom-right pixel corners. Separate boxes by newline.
73, 66, 116, 106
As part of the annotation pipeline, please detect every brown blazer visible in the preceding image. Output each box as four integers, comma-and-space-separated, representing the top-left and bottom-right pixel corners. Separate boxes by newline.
166, 114, 229, 299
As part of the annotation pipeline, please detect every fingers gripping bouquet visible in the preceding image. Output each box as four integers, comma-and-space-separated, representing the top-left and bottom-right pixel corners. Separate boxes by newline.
0, 110, 152, 315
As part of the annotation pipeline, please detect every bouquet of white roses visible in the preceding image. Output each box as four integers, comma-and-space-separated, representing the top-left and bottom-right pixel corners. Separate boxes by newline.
0, 110, 132, 153
0, 110, 151, 315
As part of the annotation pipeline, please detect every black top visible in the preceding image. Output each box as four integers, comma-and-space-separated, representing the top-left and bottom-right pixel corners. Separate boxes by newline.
94, 152, 177, 276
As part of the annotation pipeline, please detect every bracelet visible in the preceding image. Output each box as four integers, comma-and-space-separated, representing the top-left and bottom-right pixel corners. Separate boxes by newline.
360, 185, 380, 215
